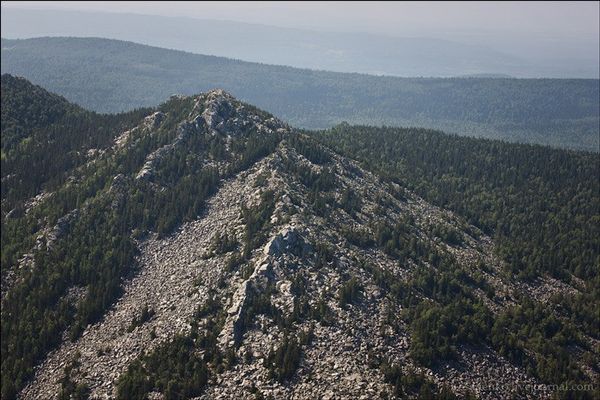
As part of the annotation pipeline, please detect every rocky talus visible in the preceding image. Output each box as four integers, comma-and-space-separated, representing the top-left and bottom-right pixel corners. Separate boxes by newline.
21, 142, 543, 399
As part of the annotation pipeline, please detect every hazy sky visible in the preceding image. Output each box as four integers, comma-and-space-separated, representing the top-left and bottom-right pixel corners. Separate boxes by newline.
3, 1, 598, 39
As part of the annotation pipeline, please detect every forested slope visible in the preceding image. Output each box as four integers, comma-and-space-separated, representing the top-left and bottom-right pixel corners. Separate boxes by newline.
315, 124, 600, 281
314, 124, 600, 396
1, 74, 150, 214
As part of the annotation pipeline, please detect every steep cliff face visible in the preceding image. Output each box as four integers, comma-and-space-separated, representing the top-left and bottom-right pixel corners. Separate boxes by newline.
2, 84, 595, 400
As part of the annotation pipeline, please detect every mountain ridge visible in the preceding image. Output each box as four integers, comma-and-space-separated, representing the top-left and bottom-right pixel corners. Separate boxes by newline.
0, 7, 558, 78
1, 77, 598, 399
2, 37, 598, 151
14, 97, 540, 399
3, 7, 598, 78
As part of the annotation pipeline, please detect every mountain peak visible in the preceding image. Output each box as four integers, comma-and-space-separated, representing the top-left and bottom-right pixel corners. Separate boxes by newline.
19, 104, 544, 398
191, 88, 290, 137
4, 77, 597, 400
204, 87, 234, 98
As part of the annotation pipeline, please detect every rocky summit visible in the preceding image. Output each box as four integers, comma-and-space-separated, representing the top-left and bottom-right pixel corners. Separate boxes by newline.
2, 80, 597, 400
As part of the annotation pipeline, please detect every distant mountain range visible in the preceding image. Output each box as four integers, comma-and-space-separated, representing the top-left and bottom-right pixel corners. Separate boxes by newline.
3, 7, 598, 79
2, 37, 598, 151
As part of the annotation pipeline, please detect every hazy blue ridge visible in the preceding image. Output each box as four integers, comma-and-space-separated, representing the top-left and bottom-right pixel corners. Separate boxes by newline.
1, 37, 598, 151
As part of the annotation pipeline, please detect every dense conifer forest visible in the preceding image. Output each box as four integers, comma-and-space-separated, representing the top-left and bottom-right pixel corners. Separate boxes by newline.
314, 125, 599, 281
